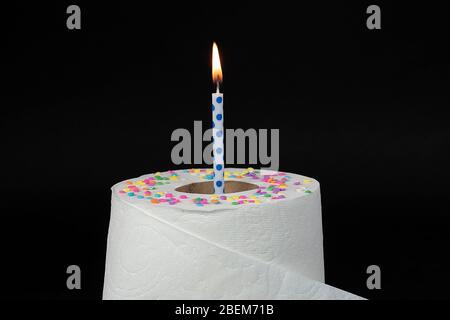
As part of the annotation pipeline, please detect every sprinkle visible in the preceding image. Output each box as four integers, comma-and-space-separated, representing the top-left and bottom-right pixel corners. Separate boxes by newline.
118, 168, 307, 207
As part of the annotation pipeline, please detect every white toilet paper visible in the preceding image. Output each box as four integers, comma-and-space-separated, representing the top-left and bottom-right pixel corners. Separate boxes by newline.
103, 168, 362, 299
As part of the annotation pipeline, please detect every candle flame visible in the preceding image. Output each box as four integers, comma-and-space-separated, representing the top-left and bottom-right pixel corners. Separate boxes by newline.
212, 42, 223, 84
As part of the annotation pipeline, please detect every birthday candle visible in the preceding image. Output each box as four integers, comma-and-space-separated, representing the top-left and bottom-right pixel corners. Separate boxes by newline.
212, 42, 224, 194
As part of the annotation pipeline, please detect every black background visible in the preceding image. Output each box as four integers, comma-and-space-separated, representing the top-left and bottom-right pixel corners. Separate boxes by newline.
1, 1, 449, 300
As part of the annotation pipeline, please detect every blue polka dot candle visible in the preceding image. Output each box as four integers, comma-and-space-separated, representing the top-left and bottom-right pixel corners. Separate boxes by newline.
212, 42, 224, 194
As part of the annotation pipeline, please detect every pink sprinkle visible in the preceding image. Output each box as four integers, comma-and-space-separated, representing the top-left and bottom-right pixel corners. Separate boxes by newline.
220, 196, 227, 200
165, 193, 173, 198
179, 195, 188, 199
159, 199, 167, 202
239, 195, 247, 199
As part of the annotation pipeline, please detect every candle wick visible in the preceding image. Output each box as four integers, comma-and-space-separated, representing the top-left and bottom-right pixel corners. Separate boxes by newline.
216, 82, 220, 94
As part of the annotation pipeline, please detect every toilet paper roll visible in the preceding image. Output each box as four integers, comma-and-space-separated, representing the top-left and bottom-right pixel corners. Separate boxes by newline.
103, 168, 362, 299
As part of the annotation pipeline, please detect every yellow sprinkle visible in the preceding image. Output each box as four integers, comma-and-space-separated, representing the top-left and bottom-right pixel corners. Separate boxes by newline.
279, 184, 287, 188
248, 167, 254, 172
123, 188, 130, 192
255, 200, 261, 204
169, 176, 178, 181
194, 169, 201, 173
250, 196, 257, 199
303, 179, 312, 184
211, 195, 219, 199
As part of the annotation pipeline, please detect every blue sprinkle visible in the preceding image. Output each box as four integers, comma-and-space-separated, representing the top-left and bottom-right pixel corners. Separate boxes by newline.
127, 192, 135, 196
216, 181, 223, 187
216, 164, 223, 171
137, 195, 144, 199
216, 114, 222, 121
216, 96, 223, 103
